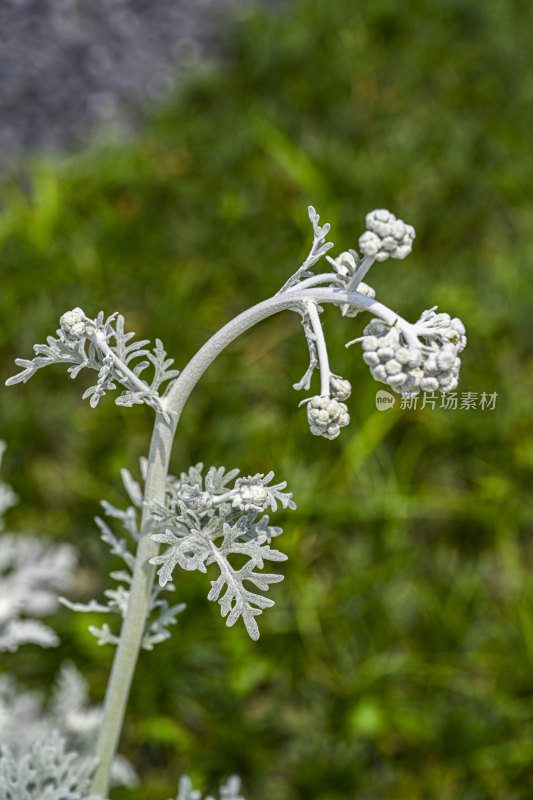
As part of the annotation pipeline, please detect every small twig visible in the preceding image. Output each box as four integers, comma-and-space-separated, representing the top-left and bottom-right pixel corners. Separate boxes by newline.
306, 301, 332, 396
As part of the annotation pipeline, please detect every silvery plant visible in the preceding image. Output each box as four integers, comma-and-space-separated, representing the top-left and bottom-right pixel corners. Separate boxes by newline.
1, 208, 466, 798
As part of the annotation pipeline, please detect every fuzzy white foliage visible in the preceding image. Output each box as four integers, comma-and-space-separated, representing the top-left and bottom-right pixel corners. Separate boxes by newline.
0, 442, 76, 652
6, 311, 179, 418
60, 463, 185, 650
0, 442, 17, 528
0, 732, 103, 800
0, 665, 137, 790
149, 464, 291, 640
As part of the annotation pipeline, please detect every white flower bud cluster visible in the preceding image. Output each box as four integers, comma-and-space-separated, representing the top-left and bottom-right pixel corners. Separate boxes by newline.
359, 209, 415, 262
59, 308, 95, 341
232, 483, 269, 512
330, 375, 352, 401
361, 316, 465, 395
307, 395, 350, 440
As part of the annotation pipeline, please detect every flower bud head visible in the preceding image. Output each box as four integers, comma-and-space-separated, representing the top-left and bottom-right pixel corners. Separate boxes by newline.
359, 209, 415, 262
306, 396, 350, 440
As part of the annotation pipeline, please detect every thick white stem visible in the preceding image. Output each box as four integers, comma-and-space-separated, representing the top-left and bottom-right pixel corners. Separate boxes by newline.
90, 285, 401, 796
90, 412, 176, 796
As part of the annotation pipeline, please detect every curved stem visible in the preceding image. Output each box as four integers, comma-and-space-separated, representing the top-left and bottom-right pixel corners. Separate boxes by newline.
163, 287, 401, 418
306, 301, 331, 396
90, 284, 402, 796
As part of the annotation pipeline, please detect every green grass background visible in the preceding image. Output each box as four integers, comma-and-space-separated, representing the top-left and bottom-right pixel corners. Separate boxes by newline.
1, 0, 533, 798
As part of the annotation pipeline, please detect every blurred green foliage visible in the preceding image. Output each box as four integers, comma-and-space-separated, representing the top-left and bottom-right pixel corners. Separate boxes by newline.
1, 0, 533, 798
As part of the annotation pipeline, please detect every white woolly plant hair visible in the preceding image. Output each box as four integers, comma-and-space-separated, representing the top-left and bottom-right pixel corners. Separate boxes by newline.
5, 207, 467, 797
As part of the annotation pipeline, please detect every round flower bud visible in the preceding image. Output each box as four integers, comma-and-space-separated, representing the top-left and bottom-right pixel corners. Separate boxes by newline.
447, 318, 467, 352
420, 376, 440, 392
436, 347, 457, 371
377, 347, 395, 362
70, 321, 86, 337
400, 373, 420, 392
450, 318, 466, 335
381, 236, 397, 253
433, 312, 451, 327
362, 336, 380, 351
330, 376, 352, 401
359, 231, 382, 258
406, 348, 423, 368
60, 308, 88, 340
388, 372, 407, 389
440, 377, 458, 392
395, 347, 422, 368
423, 356, 440, 376
391, 219, 406, 240
393, 245, 411, 259
385, 359, 402, 376
372, 364, 388, 382
232, 484, 268, 511
366, 208, 394, 233
338, 409, 350, 427
363, 351, 380, 367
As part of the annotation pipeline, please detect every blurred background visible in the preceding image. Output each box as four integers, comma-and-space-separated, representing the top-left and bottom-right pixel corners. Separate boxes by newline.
1, 0, 533, 798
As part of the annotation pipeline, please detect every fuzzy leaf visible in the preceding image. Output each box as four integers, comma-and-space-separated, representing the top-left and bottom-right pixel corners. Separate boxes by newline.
151, 517, 287, 640
278, 205, 334, 293
5, 309, 179, 417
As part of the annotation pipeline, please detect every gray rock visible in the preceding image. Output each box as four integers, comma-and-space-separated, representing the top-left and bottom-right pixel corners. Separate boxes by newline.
0, 0, 286, 165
